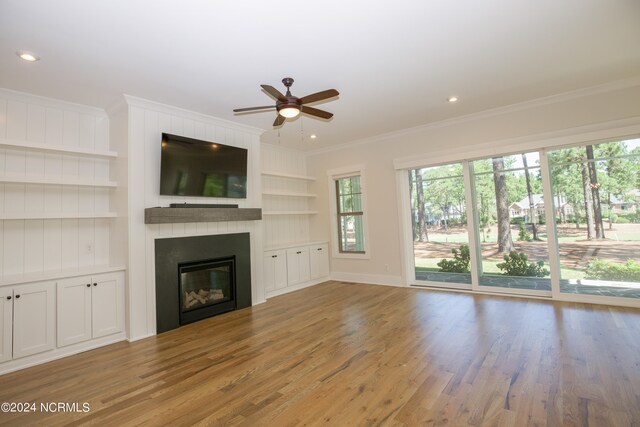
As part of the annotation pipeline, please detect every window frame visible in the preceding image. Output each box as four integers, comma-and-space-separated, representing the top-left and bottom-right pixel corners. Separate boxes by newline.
328, 165, 370, 259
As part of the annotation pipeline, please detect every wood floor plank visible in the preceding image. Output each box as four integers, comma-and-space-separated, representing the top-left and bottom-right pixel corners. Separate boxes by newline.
1, 281, 639, 426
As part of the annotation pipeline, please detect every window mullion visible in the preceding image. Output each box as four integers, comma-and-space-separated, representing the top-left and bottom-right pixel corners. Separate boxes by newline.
463, 160, 481, 290
540, 149, 562, 299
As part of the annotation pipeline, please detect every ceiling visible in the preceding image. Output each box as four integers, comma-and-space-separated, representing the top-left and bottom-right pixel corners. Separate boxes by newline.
1, 0, 640, 150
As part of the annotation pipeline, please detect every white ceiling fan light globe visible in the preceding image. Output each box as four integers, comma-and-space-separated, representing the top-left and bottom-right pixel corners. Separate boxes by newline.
279, 107, 300, 118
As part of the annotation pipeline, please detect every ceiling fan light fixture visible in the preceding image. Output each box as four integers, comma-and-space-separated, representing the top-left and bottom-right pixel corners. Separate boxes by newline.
278, 106, 300, 118
17, 50, 40, 62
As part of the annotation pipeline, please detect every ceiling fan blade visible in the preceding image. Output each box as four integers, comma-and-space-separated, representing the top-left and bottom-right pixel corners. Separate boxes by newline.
273, 115, 286, 127
261, 85, 287, 101
233, 105, 275, 113
301, 106, 333, 120
299, 89, 339, 105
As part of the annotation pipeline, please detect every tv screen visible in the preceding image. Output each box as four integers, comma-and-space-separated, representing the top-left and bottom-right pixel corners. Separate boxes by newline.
160, 133, 248, 198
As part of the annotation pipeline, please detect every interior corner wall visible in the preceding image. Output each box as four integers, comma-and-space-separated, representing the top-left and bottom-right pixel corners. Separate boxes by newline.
120, 97, 263, 341
306, 82, 640, 286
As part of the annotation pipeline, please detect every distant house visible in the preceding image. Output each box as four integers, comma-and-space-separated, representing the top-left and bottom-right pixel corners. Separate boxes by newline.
609, 192, 638, 214
509, 194, 573, 220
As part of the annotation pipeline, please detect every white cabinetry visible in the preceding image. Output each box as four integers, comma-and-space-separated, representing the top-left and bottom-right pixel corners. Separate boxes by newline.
310, 243, 330, 280
263, 250, 287, 293
0, 281, 55, 362
264, 242, 330, 298
287, 247, 311, 285
57, 272, 123, 347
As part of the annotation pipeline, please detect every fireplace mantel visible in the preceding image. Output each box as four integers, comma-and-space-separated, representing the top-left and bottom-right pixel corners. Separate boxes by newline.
144, 207, 262, 224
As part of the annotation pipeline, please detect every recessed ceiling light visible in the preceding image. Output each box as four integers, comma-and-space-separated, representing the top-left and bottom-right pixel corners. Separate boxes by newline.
17, 51, 40, 62
310, 134, 317, 139
447, 96, 459, 103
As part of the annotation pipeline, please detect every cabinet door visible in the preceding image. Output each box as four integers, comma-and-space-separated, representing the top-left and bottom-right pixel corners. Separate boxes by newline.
286, 248, 301, 285
0, 287, 12, 363
57, 277, 92, 347
310, 244, 329, 280
297, 247, 311, 284
12, 281, 55, 359
91, 273, 123, 338
263, 252, 277, 292
273, 251, 287, 290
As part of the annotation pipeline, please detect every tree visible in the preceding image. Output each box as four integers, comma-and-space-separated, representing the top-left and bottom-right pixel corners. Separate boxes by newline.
581, 160, 595, 239
522, 154, 539, 240
586, 145, 605, 239
492, 157, 514, 253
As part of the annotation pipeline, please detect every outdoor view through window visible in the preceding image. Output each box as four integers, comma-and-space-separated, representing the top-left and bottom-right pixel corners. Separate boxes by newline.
409, 138, 640, 299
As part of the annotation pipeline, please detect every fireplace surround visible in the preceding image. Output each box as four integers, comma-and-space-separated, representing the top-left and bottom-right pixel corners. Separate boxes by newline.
155, 233, 252, 333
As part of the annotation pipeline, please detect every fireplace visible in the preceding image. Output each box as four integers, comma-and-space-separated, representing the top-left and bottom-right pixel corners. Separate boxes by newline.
179, 257, 236, 325
155, 233, 252, 333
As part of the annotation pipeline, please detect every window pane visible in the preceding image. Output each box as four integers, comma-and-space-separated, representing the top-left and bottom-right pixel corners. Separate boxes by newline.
549, 138, 640, 299
472, 152, 551, 291
339, 215, 365, 252
410, 164, 471, 285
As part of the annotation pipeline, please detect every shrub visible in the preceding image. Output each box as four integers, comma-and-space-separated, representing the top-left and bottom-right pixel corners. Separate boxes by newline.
615, 216, 631, 224
610, 213, 618, 224
584, 259, 640, 282
518, 225, 532, 242
496, 251, 549, 277
437, 244, 470, 273
510, 217, 524, 225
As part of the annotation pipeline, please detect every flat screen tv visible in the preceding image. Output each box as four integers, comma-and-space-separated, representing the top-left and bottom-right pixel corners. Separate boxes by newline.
160, 133, 248, 198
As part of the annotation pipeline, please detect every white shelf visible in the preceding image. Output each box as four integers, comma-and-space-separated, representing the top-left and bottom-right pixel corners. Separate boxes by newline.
0, 265, 126, 287
0, 137, 118, 159
262, 191, 317, 198
0, 212, 118, 220
263, 211, 318, 215
262, 171, 316, 181
0, 174, 117, 188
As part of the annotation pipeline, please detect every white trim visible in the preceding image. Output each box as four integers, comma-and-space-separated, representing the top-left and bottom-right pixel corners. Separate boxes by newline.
309, 77, 640, 157
396, 169, 414, 285
120, 94, 264, 136
411, 279, 471, 291
393, 116, 640, 170
331, 272, 404, 287
0, 87, 108, 116
327, 165, 371, 259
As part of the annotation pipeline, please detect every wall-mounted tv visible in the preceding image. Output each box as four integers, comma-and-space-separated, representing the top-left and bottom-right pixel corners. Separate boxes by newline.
160, 133, 248, 198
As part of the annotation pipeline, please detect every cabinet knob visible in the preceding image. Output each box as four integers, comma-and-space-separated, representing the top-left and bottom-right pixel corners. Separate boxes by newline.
317, 248, 322, 251
296, 251, 302, 254
87, 284, 91, 287
15, 295, 20, 299
6, 296, 11, 300
272, 255, 277, 258
93, 283, 97, 287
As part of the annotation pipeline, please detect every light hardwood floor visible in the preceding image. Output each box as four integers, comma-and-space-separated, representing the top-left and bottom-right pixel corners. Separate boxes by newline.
1, 281, 640, 426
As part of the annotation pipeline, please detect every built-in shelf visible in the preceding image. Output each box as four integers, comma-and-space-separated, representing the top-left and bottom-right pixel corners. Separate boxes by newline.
0, 212, 117, 220
261, 171, 316, 181
0, 265, 126, 287
262, 191, 317, 198
145, 207, 262, 224
263, 211, 318, 215
0, 137, 118, 159
0, 174, 117, 187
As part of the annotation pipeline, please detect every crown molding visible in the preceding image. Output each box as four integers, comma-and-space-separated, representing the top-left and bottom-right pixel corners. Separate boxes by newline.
119, 94, 264, 136
307, 76, 640, 157
0, 88, 107, 116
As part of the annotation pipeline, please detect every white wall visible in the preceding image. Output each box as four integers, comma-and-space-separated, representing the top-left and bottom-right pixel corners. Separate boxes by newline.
0, 89, 112, 277
307, 80, 640, 286
113, 96, 263, 340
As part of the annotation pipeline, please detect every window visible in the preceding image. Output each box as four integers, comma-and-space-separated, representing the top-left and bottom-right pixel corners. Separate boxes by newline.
335, 175, 365, 253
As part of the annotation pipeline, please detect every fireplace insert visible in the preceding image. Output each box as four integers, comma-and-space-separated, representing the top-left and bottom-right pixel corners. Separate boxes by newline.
178, 257, 236, 325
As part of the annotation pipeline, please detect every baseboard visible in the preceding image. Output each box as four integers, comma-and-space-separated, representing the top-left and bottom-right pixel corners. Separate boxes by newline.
330, 272, 405, 287
265, 277, 328, 299
0, 333, 127, 376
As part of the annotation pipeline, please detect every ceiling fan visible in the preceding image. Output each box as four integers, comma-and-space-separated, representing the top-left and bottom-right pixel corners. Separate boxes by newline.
233, 78, 339, 127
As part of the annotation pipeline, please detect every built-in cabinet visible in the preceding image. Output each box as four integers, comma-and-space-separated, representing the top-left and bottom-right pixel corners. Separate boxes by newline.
264, 242, 329, 297
57, 272, 124, 347
0, 281, 55, 363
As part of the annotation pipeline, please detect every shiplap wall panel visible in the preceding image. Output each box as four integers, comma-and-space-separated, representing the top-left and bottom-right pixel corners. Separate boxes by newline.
261, 144, 311, 247
0, 90, 112, 278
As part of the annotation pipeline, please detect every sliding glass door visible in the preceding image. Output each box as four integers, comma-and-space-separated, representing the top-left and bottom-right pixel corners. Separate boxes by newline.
409, 163, 471, 288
